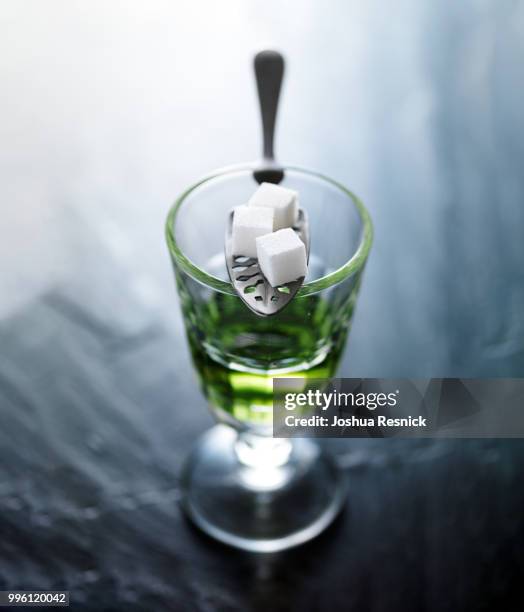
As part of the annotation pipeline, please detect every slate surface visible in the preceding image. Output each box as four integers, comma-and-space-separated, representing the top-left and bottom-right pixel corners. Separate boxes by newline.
0, 288, 523, 611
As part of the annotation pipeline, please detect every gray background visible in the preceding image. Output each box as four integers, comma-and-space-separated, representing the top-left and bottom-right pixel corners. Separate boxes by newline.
2, 0, 523, 377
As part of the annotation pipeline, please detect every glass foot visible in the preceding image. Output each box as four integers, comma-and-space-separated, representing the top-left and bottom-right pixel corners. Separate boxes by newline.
180, 425, 347, 553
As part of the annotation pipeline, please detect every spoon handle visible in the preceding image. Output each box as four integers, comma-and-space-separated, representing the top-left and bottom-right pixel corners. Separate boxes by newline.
254, 50, 284, 162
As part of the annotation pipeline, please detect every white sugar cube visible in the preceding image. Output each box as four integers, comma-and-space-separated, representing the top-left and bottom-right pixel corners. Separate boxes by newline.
248, 182, 298, 230
256, 228, 307, 287
232, 205, 274, 257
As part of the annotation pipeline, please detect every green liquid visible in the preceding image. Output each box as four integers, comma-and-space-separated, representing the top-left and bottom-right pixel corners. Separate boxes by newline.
179, 277, 357, 427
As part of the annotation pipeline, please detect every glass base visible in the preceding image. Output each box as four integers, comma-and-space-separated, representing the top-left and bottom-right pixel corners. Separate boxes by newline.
180, 425, 346, 553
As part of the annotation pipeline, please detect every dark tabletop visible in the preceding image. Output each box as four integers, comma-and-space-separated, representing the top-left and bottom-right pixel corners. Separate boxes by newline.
1, 2, 523, 611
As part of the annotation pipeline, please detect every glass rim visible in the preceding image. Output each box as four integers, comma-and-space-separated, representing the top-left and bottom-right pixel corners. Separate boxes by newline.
165, 164, 373, 296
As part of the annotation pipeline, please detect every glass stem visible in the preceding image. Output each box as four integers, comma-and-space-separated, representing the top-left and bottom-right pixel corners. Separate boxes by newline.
234, 431, 292, 470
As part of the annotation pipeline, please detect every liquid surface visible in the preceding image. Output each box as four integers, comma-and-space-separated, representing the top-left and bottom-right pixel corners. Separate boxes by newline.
179, 255, 357, 427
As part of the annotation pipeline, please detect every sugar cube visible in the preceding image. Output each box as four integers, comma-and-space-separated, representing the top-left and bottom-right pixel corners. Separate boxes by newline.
232, 205, 274, 257
256, 228, 307, 287
248, 182, 298, 230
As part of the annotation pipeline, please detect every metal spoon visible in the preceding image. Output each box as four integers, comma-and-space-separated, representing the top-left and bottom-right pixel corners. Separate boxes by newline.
225, 209, 310, 317
253, 50, 285, 185
225, 49, 310, 317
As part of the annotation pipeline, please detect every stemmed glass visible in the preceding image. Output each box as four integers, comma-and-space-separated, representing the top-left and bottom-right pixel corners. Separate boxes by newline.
166, 165, 372, 552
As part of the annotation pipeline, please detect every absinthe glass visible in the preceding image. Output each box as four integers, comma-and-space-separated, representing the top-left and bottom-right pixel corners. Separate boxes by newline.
166, 167, 372, 552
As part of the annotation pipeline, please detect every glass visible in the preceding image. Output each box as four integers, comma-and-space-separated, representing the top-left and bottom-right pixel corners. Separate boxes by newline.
166, 166, 372, 552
